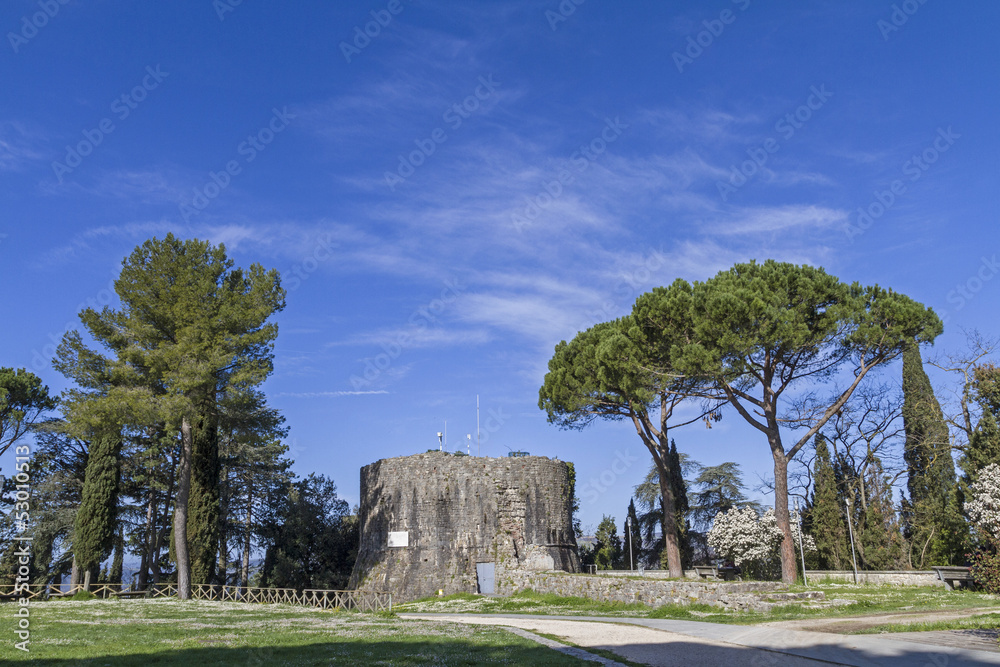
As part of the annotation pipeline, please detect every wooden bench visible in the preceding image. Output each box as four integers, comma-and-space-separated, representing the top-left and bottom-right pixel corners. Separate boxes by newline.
932, 566, 972, 591
693, 565, 741, 581
46, 590, 78, 598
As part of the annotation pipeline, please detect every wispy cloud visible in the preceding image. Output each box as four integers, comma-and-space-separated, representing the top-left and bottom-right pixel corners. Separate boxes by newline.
330, 326, 491, 349
276, 390, 389, 398
715, 205, 848, 235
0, 121, 46, 171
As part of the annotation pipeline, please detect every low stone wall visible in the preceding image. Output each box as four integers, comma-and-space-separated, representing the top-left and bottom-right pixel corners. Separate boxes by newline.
804, 570, 941, 587
587, 569, 691, 579
499, 569, 789, 612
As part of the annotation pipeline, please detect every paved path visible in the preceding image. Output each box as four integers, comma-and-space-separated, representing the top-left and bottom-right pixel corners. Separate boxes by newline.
401, 613, 1000, 666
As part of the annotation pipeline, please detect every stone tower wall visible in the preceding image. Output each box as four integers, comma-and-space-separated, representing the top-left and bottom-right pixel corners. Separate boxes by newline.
349, 452, 579, 602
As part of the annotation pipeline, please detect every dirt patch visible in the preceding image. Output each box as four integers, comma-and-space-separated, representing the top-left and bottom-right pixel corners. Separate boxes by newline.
759, 606, 1000, 633
889, 628, 1000, 654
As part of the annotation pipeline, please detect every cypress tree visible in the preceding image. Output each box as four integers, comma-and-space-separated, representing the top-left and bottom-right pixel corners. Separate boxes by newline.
964, 408, 1000, 479
901, 341, 965, 566
109, 526, 124, 586
956, 364, 1000, 534
857, 458, 904, 569
667, 440, 692, 568
73, 433, 122, 589
594, 516, 623, 570
808, 435, 849, 570
187, 409, 221, 585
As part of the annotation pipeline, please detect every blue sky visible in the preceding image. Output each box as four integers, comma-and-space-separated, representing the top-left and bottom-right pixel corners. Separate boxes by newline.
2, 0, 998, 534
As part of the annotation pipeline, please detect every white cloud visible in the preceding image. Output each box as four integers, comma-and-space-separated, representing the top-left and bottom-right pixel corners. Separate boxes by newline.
0, 121, 45, 171
331, 326, 491, 349
715, 205, 848, 236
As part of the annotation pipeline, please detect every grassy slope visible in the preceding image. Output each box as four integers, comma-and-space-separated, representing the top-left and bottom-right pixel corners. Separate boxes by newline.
0, 599, 590, 666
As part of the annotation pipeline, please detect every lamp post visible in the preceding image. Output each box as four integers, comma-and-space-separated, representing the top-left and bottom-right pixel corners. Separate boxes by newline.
845, 498, 859, 585
794, 498, 808, 586
626, 515, 634, 571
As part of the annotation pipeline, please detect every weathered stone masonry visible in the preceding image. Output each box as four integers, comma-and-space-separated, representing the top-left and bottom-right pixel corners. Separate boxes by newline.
349, 452, 580, 602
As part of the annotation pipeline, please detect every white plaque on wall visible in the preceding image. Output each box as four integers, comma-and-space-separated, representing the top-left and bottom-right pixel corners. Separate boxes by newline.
388, 531, 409, 547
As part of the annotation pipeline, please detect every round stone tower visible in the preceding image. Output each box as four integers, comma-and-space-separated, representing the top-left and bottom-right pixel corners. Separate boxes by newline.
349, 451, 580, 602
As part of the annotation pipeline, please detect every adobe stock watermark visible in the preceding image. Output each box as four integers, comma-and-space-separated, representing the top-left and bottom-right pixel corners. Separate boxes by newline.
179, 106, 295, 222
844, 126, 959, 242
340, 0, 411, 63
580, 449, 639, 504
349, 278, 466, 389
878, 0, 930, 41
214, 0, 245, 21
51, 66, 169, 184
716, 85, 833, 201
511, 116, 629, 232
283, 233, 337, 292
7, 0, 70, 54
545, 0, 586, 31
940, 254, 998, 325
384, 75, 500, 191
11, 442, 33, 653
673, 0, 752, 74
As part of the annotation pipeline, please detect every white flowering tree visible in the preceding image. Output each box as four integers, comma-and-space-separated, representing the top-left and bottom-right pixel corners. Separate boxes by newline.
965, 463, 1000, 539
707, 506, 816, 580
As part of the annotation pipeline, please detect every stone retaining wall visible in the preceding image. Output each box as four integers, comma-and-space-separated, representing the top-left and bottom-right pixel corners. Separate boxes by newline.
500, 570, 789, 612
804, 570, 942, 587
591, 570, 712, 579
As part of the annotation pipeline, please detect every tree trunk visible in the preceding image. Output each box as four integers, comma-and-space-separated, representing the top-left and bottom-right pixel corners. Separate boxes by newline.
151, 524, 166, 583
771, 448, 796, 583
631, 413, 684, 578
174, 415, 194, 599
218, 533, 227, 587
659, 476, 683, 577
153, 456, 177, 585
241, 482, 253, 595
71, 556, 80, 588
83, 568, 91, 592
138, 489, 154, 590
217, 462, 230, 586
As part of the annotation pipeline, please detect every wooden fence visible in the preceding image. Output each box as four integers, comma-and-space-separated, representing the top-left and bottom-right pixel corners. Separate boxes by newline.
0, 583, 391, 612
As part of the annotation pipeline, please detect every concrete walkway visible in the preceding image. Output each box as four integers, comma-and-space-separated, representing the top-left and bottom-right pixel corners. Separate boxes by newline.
401, 612, 1000, 666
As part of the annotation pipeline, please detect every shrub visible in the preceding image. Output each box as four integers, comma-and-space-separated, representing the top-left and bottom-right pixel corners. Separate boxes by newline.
965, 463, 1000, 539
969, 540, 1000, 594
706, 506, 816, 580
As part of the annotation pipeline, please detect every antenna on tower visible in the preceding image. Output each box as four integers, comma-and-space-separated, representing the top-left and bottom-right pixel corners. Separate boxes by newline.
466, 434, 471, 455
437, 431, 443, 451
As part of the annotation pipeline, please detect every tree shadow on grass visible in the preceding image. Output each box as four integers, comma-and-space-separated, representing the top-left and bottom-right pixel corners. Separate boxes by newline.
12, 634, 992, 666
5, 638, 587, 666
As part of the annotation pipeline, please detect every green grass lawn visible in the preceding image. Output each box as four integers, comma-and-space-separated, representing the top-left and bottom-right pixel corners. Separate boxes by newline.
0, 599, 591, 665
399, 583, 1000, 627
